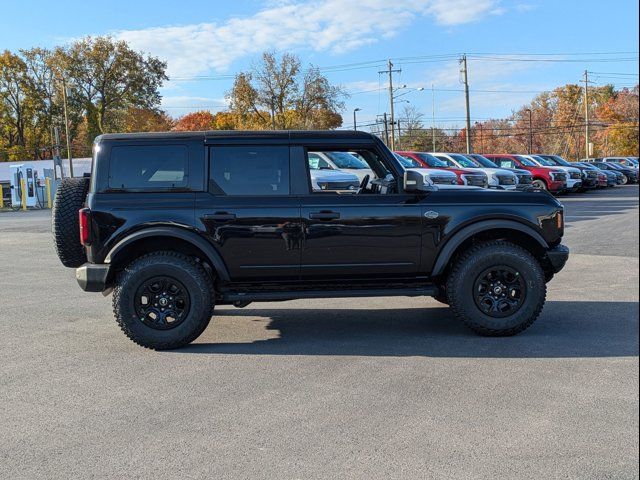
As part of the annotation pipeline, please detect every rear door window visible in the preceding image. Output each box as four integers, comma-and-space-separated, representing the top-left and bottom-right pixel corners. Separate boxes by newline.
109, 145, 188, 190
209, 146, 290, 195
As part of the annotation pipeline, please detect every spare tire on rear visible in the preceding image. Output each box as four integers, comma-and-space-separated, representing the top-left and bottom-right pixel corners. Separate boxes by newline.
52, 177, 90, 268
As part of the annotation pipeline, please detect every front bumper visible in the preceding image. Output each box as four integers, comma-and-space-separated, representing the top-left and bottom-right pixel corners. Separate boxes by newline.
546, 244, 570, 274
548, 180, 566, 193
76, 263, 110, 292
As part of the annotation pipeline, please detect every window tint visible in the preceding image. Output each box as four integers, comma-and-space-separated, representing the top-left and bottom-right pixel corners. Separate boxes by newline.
210, 146, 289, 195
109, 145, 188, 190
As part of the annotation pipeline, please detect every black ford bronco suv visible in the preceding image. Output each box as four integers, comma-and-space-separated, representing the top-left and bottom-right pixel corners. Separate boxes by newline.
52, 131, 569, 350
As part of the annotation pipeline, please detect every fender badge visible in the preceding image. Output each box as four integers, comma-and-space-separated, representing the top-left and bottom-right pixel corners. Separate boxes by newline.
424, 211, 439, 219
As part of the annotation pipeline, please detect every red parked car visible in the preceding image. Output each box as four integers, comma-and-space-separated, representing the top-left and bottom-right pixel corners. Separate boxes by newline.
395, 151, 488, 187
484, 154, 567, 194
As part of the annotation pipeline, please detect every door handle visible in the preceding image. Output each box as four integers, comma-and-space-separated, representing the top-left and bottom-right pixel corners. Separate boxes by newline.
309, 211, 340, 220
203, 212, 236, 221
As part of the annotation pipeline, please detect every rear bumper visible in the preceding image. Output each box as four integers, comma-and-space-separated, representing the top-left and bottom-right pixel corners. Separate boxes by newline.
76, 263, 110, 292
546, 244, 570, 274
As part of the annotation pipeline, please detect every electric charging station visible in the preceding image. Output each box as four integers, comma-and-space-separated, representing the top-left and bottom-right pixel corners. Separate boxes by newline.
10, 164, 38, 208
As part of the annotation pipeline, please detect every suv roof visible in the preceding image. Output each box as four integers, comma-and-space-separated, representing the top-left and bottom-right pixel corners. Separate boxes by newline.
96, 130, 377, 142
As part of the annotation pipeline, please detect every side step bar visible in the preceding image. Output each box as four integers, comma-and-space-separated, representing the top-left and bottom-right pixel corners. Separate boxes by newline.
221, 286, 439, 303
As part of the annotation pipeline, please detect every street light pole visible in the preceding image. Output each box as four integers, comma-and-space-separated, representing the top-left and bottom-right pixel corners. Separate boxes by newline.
460, 54, 472, 154
353, 108, 361, 131
61, 77, 74, 177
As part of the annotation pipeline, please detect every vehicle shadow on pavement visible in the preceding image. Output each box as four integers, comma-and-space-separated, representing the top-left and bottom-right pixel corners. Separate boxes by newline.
176, 301, 639, 358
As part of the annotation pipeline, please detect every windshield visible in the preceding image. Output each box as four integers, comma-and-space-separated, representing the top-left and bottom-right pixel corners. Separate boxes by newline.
307, 153, 334, 171
326, 151, 369, 169
547, 155, 572, 167
449, 153, 479, 168
413, 153, 449, 168
531, 155, 555, 167
468, 154, 499, 168
514, 155, 539, 167
394, 153, 422, 168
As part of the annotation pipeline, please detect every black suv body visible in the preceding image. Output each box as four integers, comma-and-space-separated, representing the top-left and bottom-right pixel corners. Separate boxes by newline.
53, 131, 569, 349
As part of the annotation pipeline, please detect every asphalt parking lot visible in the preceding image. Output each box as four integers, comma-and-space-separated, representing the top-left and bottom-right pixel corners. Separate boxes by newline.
1, 186, 638, 480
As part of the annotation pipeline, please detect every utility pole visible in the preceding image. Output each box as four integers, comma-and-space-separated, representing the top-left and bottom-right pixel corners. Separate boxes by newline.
431, 84, 436, 152
525, 108, 533, 154
61, 77, 73, 177
460, 55, 472, 154
379, 59, 401, 150
382, 113, 389, 146
396, 119, 401, 150
53, 126, 62, 180
583, 70, 590, 159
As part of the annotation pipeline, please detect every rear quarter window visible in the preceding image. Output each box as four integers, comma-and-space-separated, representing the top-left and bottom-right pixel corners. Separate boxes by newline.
108, 145, 189, 190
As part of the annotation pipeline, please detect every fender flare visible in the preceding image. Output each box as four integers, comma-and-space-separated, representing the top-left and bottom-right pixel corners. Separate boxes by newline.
105, 226, 230, 281
431, 219, 548, 277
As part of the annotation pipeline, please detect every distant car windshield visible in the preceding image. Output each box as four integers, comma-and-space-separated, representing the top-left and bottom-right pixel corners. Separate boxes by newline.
468, 154, 499, 168
531, 155, 556, 167
412, 153, 449, 168
449, 153, 479, 168
514, 155, 538, 167
544, 155, 571, 167
394, 153, 422, 168
326, 151, 369, 169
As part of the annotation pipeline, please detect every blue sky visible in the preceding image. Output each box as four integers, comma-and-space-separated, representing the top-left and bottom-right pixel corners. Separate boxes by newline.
1, 0, 638, 130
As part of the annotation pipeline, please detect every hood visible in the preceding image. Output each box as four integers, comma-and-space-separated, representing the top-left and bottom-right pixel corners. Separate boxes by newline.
551, 165, 582, 175
475, 168, 516, 177
408, 167, 457, 178
310, 169, 359, 183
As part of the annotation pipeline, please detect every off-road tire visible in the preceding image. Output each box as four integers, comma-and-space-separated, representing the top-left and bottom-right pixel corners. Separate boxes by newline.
446, 240, 546, 336
113, 252, 214, 350
52, 177, 90, 268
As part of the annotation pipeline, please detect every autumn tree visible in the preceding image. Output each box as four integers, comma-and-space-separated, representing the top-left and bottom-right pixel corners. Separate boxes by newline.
121, 107, 174, 133
596, 86, 639, 156
54, 36, 167, 145
227, 51, 345, 130
173, 110, 217, 131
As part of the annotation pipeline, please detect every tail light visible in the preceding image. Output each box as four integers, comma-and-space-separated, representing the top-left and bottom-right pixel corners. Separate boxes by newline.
79, 208, 91, 246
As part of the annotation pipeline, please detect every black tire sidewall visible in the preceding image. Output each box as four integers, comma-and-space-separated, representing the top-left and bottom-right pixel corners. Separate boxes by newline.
114, 254, 213, 349
448, 244, 546, 334
52, 177, 89, 267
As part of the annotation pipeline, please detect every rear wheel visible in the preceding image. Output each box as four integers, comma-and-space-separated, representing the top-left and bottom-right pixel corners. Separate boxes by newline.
446, 241, 546, 336
113, 252, 214, 350
620, 175, 628, 185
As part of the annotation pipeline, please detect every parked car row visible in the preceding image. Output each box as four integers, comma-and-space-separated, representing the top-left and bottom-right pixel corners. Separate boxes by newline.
306, 149, 638, 195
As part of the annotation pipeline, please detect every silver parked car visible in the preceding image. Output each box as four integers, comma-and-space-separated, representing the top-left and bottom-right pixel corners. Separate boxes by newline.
308, 153, 360, 192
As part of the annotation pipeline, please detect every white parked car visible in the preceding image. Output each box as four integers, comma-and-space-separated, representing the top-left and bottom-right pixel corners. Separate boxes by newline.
523, 155, 583, 193
431, 152, 517, 190
393, 153, 459, 186
307, 154, 360, 192
308, 151, 375, 184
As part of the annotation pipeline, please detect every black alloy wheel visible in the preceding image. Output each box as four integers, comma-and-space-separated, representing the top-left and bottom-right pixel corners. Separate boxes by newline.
134, 276, 191, 330
473, 266, 526, 318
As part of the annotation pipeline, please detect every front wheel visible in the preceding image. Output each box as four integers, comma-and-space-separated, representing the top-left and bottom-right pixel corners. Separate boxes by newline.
446, 241, 546, 336
113, 252, 214, 350
531, 179, 547, 191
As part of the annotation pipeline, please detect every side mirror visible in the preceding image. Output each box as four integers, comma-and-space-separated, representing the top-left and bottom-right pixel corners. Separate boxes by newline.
403, 169, 438, 193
